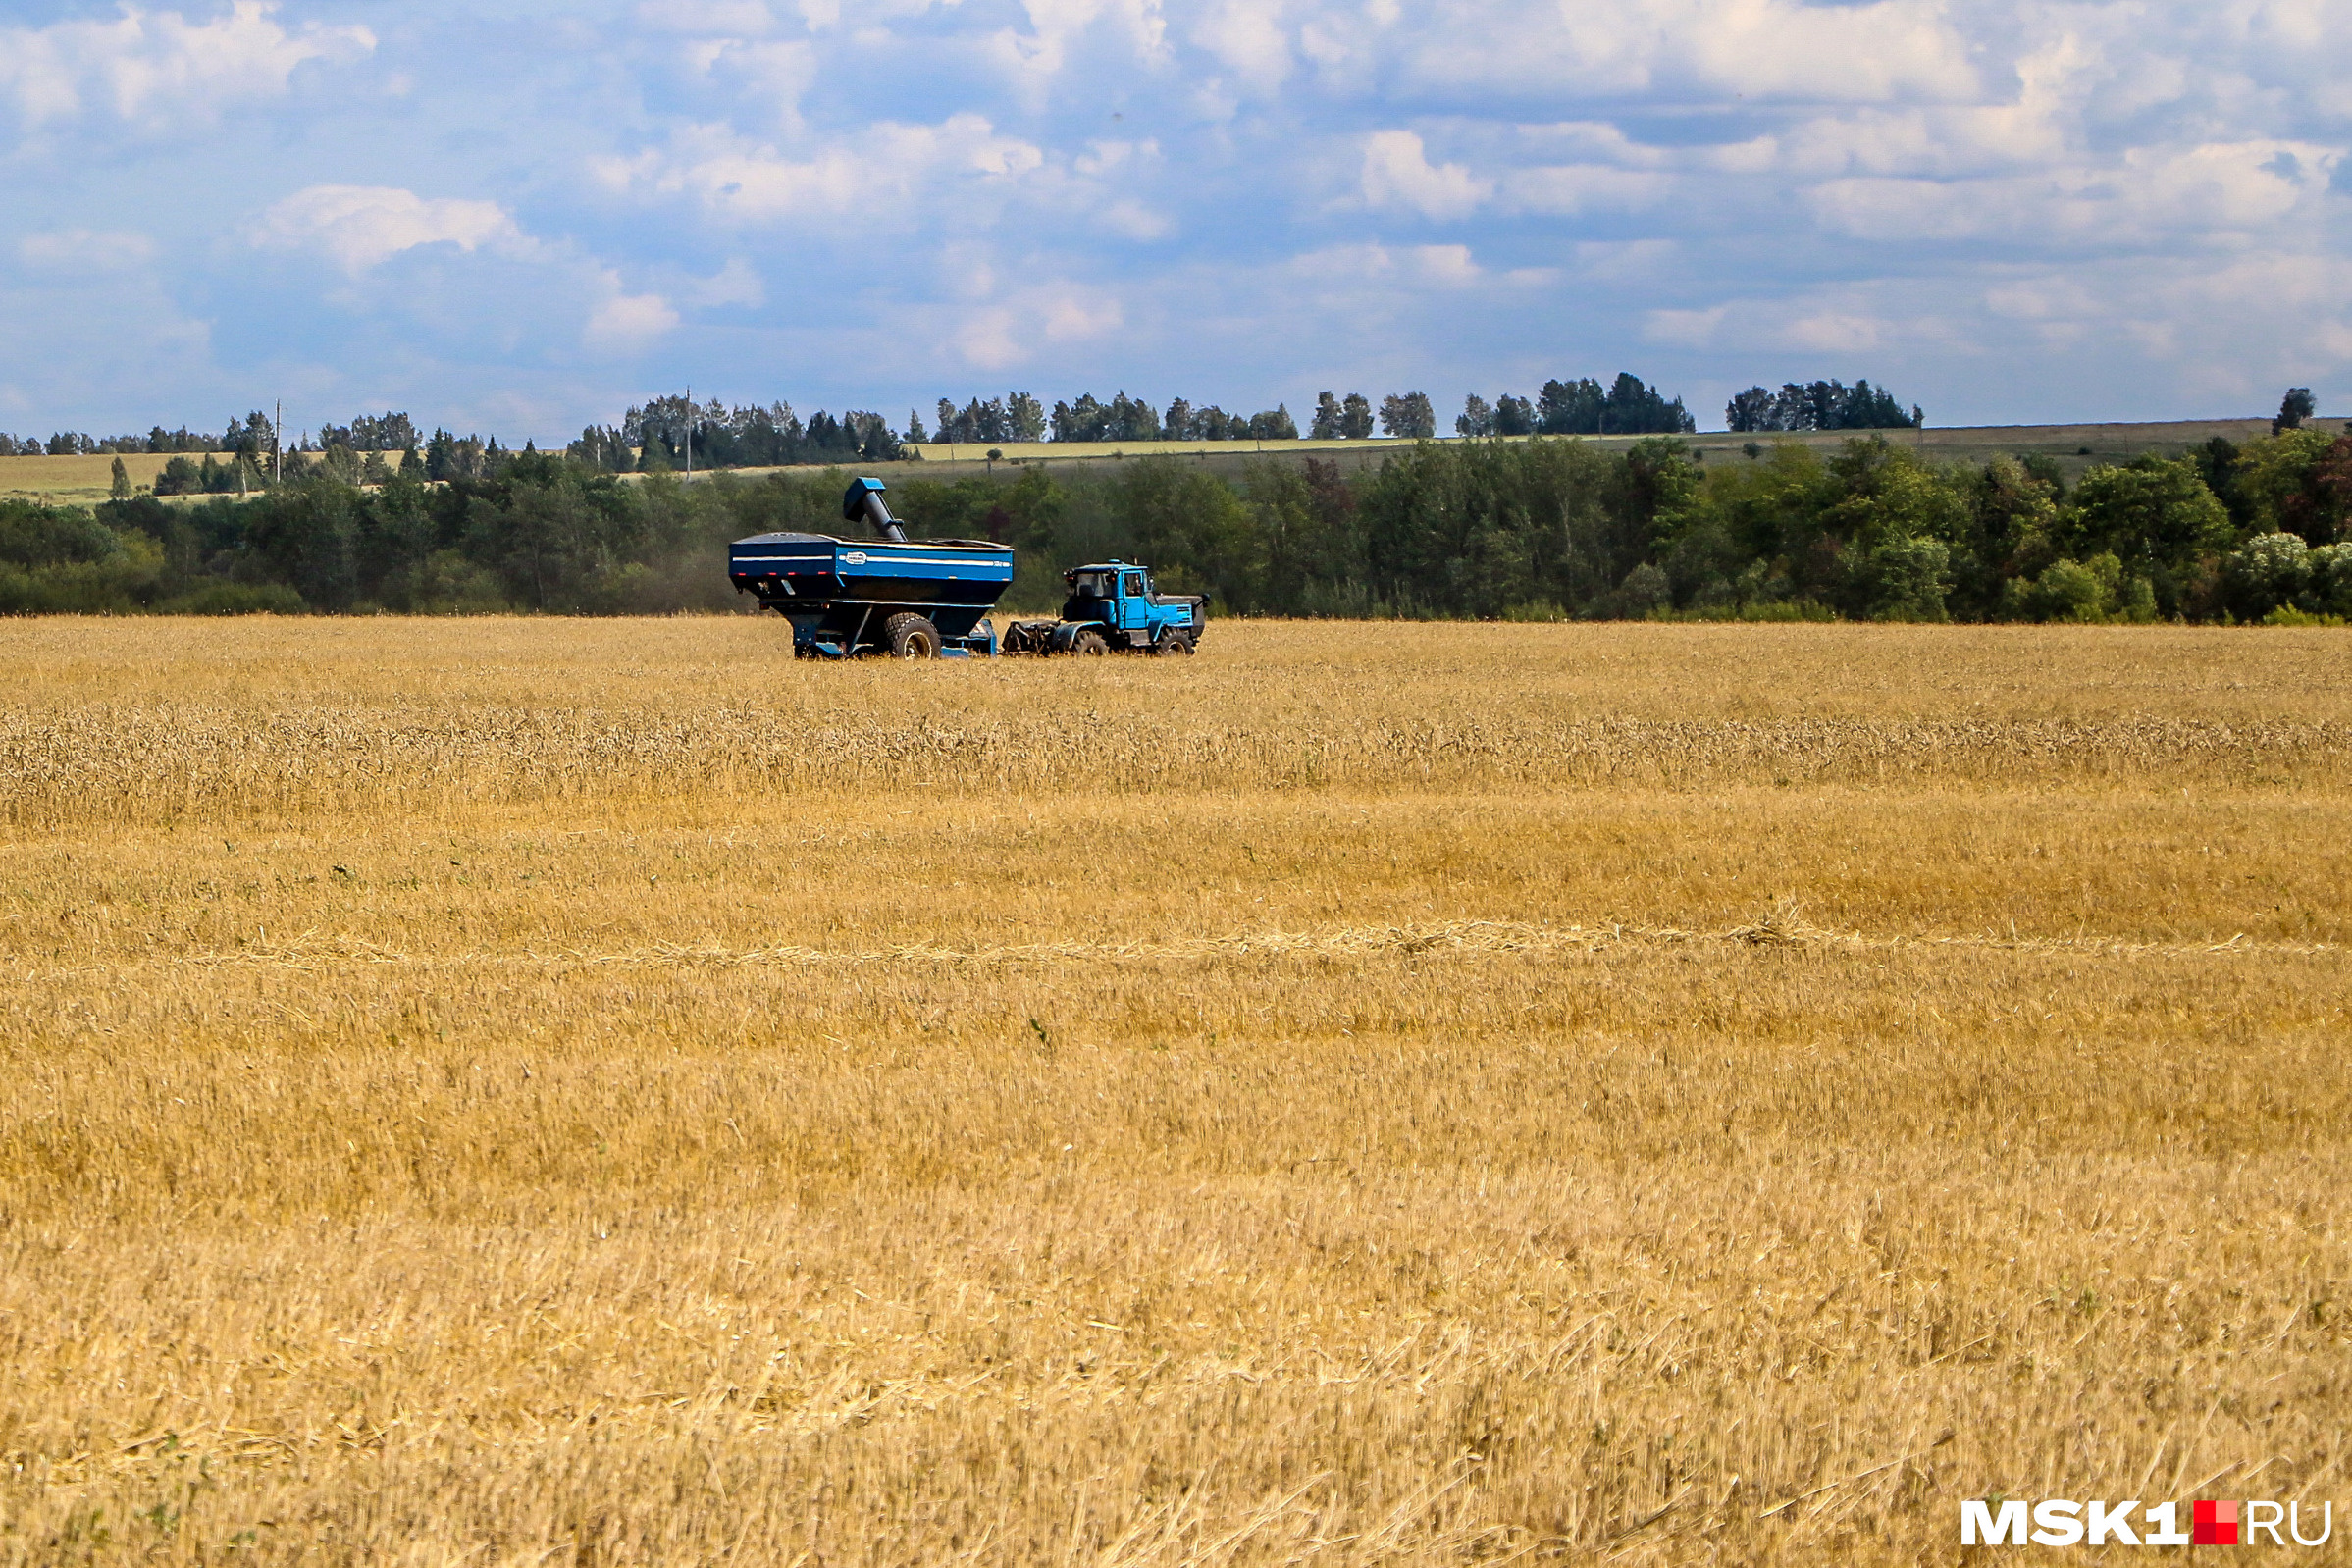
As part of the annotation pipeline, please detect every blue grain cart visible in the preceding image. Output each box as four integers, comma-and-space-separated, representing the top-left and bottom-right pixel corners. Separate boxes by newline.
730, 477, 1206, 658
729, 478, 1016, 657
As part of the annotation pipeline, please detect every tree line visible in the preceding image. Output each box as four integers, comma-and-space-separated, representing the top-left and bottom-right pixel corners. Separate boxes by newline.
6, 369, 1886, 486
1725, 380, 1919, 433
0, 411, 284, 460
4, 413, 2346, 624
909, 372, 1714, 448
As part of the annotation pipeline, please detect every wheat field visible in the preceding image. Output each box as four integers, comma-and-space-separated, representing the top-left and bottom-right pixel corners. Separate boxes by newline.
0, 453, 224, 503
3, 617, 2348, 1565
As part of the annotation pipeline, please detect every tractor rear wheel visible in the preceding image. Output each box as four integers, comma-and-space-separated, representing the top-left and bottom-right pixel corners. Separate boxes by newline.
1153, 631, 1193, 655
883, 612, 941, 658
1070, 629, 1110, 655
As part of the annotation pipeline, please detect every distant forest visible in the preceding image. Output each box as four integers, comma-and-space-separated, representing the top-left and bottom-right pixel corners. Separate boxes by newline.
2, 388, 2344, 625
0, 368, 1848, 474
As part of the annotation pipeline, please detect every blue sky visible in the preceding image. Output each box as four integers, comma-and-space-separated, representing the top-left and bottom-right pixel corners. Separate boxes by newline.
1, 0, 2346, 444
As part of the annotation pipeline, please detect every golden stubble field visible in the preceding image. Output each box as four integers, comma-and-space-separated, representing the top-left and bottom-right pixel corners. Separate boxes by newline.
3, 617, 2348, 1565
0, 453, 225, 504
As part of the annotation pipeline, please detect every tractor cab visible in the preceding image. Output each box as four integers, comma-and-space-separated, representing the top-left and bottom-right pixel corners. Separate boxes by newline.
1058, 559, 1207, 652
1062, 566, 1123, 623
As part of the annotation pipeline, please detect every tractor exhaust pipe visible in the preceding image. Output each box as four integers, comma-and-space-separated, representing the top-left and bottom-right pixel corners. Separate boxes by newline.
844, 477, 907, 544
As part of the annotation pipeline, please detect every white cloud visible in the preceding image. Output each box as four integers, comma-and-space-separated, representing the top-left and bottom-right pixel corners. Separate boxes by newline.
955, 308, 1024, 369
688, 258, 765, 308
584, 289, 682, 353
250, 186, 531, 274
21, 0, 2352, 435
1391, 0, 1979, 103
993, 0, 1171, 80
598, 117, 1046, 223
1413, 244, 1481, 285
1778, 310, 1887, 354
1281, 241, 1498, 290
1646, 306, 1727, 348
636, 0, 776, 32
1073, 138, 1154, 177
0, 2, 373, 128
1103, 199, 1172, 239
20, 230, 157, 273
950, 280, 1124, 370
1041, 289, 1123, 345
687, 37, 817, 126
1806, 138, 2331, 246
1360, 131, 1491, 220
1574, 239, 1679, 282
1503, 164, 1675, 216
1193, 0, 1292, 92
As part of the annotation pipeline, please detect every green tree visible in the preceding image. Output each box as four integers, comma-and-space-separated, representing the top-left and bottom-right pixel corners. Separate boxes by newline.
1311, 392, 1343, 440
1537, 377, 1603, 435
1379, 392, 1437, 439
242, 481, 362, 609
1109, 457, 1262, 604
1339, 393, 1374, 440
2005, 552, 2151, 623
109, 456, 131, 499
1944, 456, 2063, 618
1356, 435, 1621, 615
2062, 456, 2233, 613
2274, 387, 2316, 434
2238, 430, 2352, 544
1242, 457, 1368, 613
1807, 439, 1969, 619
1006, 392, 1047, 442
1599, 373, 1697, 436
2306, 544, 2352, 615
2222, 532, 2311, 618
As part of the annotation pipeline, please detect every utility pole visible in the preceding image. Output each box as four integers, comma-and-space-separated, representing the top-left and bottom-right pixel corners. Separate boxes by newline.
274, 398, 282, 487
683, 386, 692, 484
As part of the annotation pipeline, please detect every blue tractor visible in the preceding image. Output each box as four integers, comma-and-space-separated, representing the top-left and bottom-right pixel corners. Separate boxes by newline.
999, 563, 1205, 656
728, 478, 1206, 657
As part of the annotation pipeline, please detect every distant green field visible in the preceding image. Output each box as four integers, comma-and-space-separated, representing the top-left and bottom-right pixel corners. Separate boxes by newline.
899, 416, 2316, 484
3, 418, 2331, 502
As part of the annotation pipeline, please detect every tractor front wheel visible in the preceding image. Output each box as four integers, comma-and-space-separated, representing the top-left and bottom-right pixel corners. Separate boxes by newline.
1070, 629, 1110, 656
1153, 631, 1194, 656
883, 613, 942, 658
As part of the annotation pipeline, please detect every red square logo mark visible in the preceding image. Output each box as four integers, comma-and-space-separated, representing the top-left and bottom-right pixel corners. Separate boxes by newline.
2193, 1499, 2240, 1545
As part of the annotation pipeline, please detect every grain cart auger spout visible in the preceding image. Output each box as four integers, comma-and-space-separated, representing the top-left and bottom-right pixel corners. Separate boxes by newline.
728, 476, 1208, 658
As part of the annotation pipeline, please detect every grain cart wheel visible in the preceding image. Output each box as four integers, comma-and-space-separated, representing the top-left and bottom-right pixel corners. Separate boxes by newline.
1153, 630, 1194, 655
883, 612, 942, 658
1070, 628, 1110, 656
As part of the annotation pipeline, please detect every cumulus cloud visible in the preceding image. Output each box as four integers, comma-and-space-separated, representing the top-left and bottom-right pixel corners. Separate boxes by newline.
636, 0, 776, 32
20, 0, 2352, 436
0, 2, 373, 128
1192, 0, 1293, 92
1360, 131, 1491, 220
1285, 242, 1502, 289
584, 289, 682, 353
250, 186, 531, 274
20, 230, 158, 273
984, 0, 1172, 96
1387, 0, 1979, 103
1102, 199, 1173, 240
952, 282, 1124, 370
1806, 139, 2333, 247
597, 117, 1046, 223
1503, 164, 1675, 216
687, 257, 765, 308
